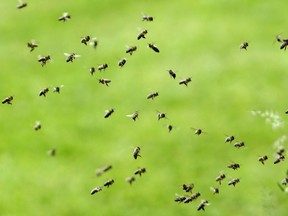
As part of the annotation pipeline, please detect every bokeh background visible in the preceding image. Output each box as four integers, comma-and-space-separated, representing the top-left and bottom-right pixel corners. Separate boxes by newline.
0, 0, 287, 215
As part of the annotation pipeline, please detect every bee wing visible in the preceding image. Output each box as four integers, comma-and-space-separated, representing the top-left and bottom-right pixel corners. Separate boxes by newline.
126, 114, 134, 118
63, 12, 69, 16
64, 53, 70, 56
74, 54, 81, 58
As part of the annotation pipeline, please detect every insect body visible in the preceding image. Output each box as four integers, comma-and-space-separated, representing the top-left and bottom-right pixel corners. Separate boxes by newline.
126, 111, 139, 121
280, 39, 288, 50
157, 112, 166, 120
126, 176, 136, 185
228, 178, 240, 186
64, 53, 80, 63
148, 43, 160, 53
134, 168, 146, 176
179, 77, 192, 86
53, 85, 64, 93
137, 30, 148, 40
126, 46, 137, 55
225, 135, 235, 143
240, 42, 249, 50
81, 36, 90, 45
39, 88, 49, 97
197, 200, 209, 211
168, 69, 176, 79
96, 165, 112, 177
133, 147, 141, 159
182, 184, 194, 193
99, 79, 111, 86
216, 174, 226, 185
2, 96, 13, 105
147, 92, 159, 100
38, 55, 51, 66
142, 15, 153, 21
118, 58, 127, 67
227, 163, 240, 170
98, 64, 108, 71
34, 121, 41, 131
104, 179, 114, 188
234, 141, 245, 148
58, 12, 71, 22
90, 67, 95, 75
104, 109, 114, 118
90, 186, 102, 195
16, 1, 27, 9
27, 41, 38, 52
258, 155, 268, 165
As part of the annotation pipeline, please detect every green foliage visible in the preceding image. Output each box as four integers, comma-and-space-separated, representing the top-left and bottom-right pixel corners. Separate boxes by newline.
0, 0, 287, 215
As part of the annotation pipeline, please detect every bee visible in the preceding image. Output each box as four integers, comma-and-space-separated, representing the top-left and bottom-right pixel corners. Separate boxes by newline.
134, 167, 146, 176
225, 135, 235, 143
157, 112, 166, 120
148, 43, 160, 53
240, 42, 249, 50
126, 111, 139, 121
34, 121, 41, 131
258, 155, 268, 165
16, 1, 27, 9
64, 53, 80, 63
276, 148, 285, 156
191, 128, 205, 135
80, 36, 90, 45
275, 34, 283, 43
227, 163, 240, 170
58, 12, 71, 22
126, 176, 136, 185
234, 141, 245, 148
197, 200, 209, 211
274, 155, 285, 164
168, 69, 176, 79
53, 85, 64, 93
2, 96, 13, 105
133, 146, 141, 159
228, 178, 240, 187
126, 46, 137, 55
137, 30, 148, 40
184, 192, 201, 203
90, 186, 102, 195
167, 124, 173, 133
118, 58, 127, 67
285, 109, 288, 114
103, 179, 114, 188
48, 148, 56, 156
142, 15, 153, 21
179, 77, 192, 86
98, 64, 108, 71
280, 39, 288, 50
182, 183, 194, 193
27, 40, 38, 52
96, 165, 112, 177
38, 55, 51, 67
147, 92, 159, 100
89, 39, 98, 49
104, 109, 114, 118
89, 67, 96, 75
39, 88, 49, 97
216, 173, 226, 185
210, 187, 219, 195
281, 177, 288, 185
98, 78, 111, 86
174, 195, 187, 203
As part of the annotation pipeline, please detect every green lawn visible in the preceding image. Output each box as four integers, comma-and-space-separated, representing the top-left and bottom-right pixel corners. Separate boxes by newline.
0, 0, 287, 215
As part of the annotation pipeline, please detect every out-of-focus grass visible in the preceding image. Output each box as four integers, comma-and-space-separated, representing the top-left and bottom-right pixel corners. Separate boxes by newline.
0, 0, 287, 215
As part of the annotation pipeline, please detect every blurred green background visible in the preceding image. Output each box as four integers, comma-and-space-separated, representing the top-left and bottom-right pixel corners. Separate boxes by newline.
0, 0, 288, 215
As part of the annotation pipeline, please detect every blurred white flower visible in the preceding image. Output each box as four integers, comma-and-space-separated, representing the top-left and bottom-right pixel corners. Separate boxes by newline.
251, 110, 283, 129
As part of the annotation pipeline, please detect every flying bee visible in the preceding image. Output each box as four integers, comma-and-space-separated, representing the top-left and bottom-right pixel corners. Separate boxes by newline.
34, 121, 41, 131
227, 163, 240, 170
89, 67, 96, 75
142, 15, 153, 21
48, 148, 56, 156
98, 64, 108, 71
98, 78, 111, 86
38, 55, 51, 66
148, 43, 160, 53
2, 96, 13, 105
39, 87, 49, 97
126, 111, 139, 121
197, 200, 209, 211
215, 173, 226, 185
64, 53, 80, 63
234, 141, 245, 148
27, 40, 38, 52
104, 109, 114, 118
175, 195, 187, 203
89, 38, 98, 49
280, 39, 288, 50
53, 85, 64, 93
228, 178, 240, 187
137, 30, 148, 40
275, 34, 283, 43
16, 1, 27, 9
240, 42, 249, 50
182, 183, 194, 193
168, 69, 176, 79
210, 187, 219, 195
80, 36, 90, 45
96, 165, 112, 177
126, 46, 137, 55
90, 186, 102, 195
118, 58, 127, 67
133, 146, 141, 159
134, 167, 146, 176
103, 179, 114, 188
125, 176, 136, 185
157, 111, 166, 120
276, 148, 285, 156
225, 135, 235, 143
58, 12, 71, 22
274, 155, 285, 164
184, 192, 201, 203
147, 92, 159, 100
281, 177, 288, 185
167, 124, 173, 132
179, 77, 192, 86
191, 128, 206, 135
258, 155, 268, 165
